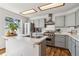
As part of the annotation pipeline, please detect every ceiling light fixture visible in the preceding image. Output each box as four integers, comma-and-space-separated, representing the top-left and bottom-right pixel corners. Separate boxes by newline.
21, 9, 37, 15
38, 3, 64, 11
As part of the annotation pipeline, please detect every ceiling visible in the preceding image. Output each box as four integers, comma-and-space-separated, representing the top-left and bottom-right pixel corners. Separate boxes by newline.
0, 3, 79, 18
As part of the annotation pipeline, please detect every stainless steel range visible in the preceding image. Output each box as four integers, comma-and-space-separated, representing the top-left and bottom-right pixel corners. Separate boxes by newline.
44, 32, 55, 46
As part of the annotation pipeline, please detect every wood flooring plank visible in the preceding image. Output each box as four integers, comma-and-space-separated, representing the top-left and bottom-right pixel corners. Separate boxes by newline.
46, 47, 52, 56
46, 46, 71, 56
0, 46, 71, 56
0, 48, 5, 55
50, 48, 55, 56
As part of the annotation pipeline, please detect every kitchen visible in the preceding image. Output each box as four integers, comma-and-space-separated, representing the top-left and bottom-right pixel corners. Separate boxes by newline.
0, 3, 79, 56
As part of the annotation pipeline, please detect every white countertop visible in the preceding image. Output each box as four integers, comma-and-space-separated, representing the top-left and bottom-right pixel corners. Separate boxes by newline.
2, 36, 48, 45
2, 32, 79, 43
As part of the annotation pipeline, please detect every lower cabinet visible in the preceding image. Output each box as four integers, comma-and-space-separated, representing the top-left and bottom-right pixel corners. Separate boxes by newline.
68, 37, 72, 53
55, 35, 66, 48
76, 46, 79, 56
55, 35, 79, 56
55, 41, 65, 48
71, 38, 76, 56
67, 36, 76, 56
76, 41, 79, 56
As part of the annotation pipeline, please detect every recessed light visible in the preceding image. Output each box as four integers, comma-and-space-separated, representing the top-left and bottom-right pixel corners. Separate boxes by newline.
38, 3, 64, 11
21, 9, 37, 15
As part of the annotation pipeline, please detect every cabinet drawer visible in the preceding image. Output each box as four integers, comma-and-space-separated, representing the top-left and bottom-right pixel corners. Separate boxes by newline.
55, 36, 65, 42
55, 35, 65, 38
55, 41, 65, 48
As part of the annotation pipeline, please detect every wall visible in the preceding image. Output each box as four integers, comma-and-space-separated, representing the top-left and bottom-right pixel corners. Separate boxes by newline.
0, 7, 28, 48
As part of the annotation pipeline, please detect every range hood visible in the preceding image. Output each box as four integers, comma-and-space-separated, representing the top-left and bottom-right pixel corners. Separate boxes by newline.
46, 14, 55, 25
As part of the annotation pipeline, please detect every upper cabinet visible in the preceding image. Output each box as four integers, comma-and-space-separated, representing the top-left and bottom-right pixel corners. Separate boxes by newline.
55, 16, 65, 27
34, 19, 39, 27
55, 12, 76, 27
76, 10, 79, 26
39, 19, 45, 28
34, 19, 45, 28
65, 13, 76, 27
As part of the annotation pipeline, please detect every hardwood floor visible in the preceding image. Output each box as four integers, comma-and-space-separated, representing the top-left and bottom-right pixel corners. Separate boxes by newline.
0, 48, 5, 55
46, 46, 71, 56
0, 47, 71, 56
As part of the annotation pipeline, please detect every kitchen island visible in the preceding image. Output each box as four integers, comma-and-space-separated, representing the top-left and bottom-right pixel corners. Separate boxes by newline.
2, 36, 48, 56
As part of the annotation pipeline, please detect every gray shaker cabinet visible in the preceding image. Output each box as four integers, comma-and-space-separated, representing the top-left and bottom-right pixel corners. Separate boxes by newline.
71, 38, 76, 56
55, 35, 66, 48
76, 10, 79, 26
76, 41, 79, 56
68, 36, 76, 56
55, 16, 65, 27
55, 35, 79, 56
65, 13, 75, 26
34, 19, 45, 28
68, 36, 72, 53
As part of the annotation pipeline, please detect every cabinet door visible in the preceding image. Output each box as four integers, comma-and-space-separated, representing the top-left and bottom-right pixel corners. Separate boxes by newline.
34, 19, 45, 28
39, 19, 45, 28
65, 35, 69, 49
71, 39, 76, 56
55, 16, 64, 27
76, 41, 79, 56
76, 46, 79, 56
65, 13, 75, 26
34, 19, 40, 27
76, 10, 79, 26
68, 37, 72, 53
